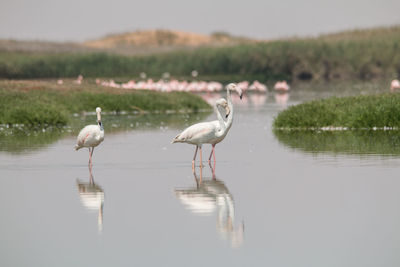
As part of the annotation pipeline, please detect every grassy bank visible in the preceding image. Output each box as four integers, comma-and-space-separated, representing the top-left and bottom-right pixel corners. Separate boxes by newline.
273, 93, 400, 129
0, 80, 211, 126
1, 26, 399, 81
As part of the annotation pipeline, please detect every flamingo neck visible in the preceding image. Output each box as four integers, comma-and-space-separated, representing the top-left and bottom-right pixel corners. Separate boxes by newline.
226, 88, 234, 129
216, 106, 228, 131
98, 121, 104, 131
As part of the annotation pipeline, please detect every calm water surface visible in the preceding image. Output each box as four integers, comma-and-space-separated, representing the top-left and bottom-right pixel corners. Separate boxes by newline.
2, 82, 400, 267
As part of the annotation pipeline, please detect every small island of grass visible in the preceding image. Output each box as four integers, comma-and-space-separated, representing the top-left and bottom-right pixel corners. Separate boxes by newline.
273, 93, 400, 130
0, 80, 211, 127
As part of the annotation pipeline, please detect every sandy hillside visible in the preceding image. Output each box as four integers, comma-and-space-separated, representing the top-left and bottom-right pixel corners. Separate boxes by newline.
83, 29, 258, 48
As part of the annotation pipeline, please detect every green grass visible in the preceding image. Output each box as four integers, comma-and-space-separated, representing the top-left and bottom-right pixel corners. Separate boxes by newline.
273, 93, 400, 129
1, 26, 399, 81
0, 80, 211, 126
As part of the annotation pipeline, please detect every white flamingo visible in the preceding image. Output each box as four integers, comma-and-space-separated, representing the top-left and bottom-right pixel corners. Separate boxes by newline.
75, 107, 105, 166
172, 83, 243, 168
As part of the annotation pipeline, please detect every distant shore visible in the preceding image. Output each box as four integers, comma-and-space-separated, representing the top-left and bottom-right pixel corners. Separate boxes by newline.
1, 26, 399, 82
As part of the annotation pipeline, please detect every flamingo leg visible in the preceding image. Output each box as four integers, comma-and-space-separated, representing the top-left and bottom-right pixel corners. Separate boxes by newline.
89, 164, 94, 185
209, 158, 216, 180
199, 146, 203, 168
208, 144, 215, 163
199, 162, 203, 183
88, 147, 92, 166
213, 146, 216, 162
193, 167, 203, 186
192, 146, 199, 170
193, 169, 199, 188
90, 147, 95, 167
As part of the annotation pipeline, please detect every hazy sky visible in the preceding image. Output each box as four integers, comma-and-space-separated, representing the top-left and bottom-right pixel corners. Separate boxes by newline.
0, 0, 399, 42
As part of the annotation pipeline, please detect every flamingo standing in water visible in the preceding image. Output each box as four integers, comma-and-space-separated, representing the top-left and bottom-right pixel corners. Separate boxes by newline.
172, 83, 243, 168
274, 80, 290, 92
75, 107, 105, 166
391, 79, 400, 91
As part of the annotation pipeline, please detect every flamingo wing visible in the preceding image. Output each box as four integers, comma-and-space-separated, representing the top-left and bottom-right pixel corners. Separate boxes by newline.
172, 122, 215, 144
75, 125, 100, 149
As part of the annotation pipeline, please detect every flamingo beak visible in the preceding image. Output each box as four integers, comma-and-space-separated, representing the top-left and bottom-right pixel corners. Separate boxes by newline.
237, 88, 243, 100
225, 105, 230, 118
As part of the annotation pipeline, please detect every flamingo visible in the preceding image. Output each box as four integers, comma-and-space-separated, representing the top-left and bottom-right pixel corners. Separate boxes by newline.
74, 74, 83, 85
391, 79, 400, 91
172, 83, 242, 168
75, 107, 105, 166
274, 80, 290, 91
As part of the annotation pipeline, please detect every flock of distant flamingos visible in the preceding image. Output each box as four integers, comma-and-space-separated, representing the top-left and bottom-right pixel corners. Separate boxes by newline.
58, 75, 290, 92
61, 75, 400, 92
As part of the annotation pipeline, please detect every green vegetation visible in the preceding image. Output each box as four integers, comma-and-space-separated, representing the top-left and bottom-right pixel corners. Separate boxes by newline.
274, 130, 400, 156
1, 26, 399, 81
273, 93, 400, 129
0, 80, 211, 126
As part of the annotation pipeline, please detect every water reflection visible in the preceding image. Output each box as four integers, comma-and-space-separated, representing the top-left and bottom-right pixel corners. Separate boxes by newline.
274, 92, 289, 108
76, 167, 105, 232
274, 130, 400, 156
0, 127, 65, 154
250, 93, 267, 109
174, 165, 244, 247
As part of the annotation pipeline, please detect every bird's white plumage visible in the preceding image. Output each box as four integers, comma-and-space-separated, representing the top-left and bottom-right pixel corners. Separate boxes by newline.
75, 107, 104, 151
75, 125, 104, 150
172, 99, 229, 145
172, 84, 242, 166
173, 121, 222, 145
75, 107, 104, 167
172, 83, 242, 147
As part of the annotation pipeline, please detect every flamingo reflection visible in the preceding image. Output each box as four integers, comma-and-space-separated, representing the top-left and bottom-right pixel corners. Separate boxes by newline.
76, 166, 104, 233
274, 92, 289, 108
250, 93, 267, 109
174, 165, 244, 247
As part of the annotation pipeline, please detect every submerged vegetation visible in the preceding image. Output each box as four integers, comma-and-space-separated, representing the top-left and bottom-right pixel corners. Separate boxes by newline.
1, 26, 399, 81
0, 80, 211, 126
273, 93, 400, 129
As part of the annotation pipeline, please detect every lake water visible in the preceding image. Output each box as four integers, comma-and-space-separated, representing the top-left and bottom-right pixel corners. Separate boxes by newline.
1, 81, 400, 267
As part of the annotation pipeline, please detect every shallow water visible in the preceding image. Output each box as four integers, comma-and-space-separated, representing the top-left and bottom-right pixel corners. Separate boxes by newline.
2, 81, 400, 267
